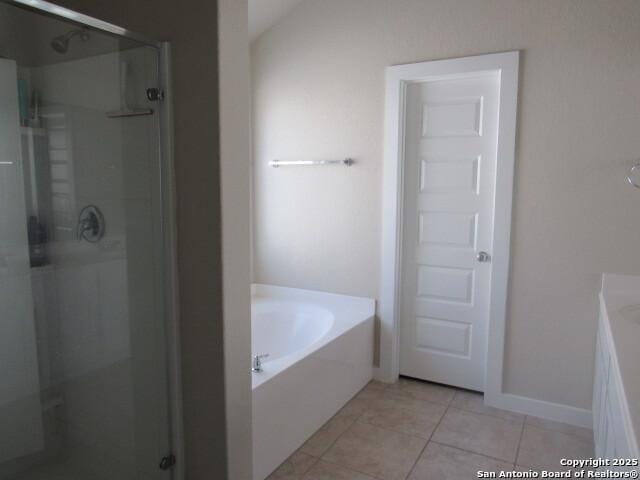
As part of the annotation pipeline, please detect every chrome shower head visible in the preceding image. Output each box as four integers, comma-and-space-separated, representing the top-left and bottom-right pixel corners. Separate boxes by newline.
50, 29, 90, 54
50, 36, 68, 53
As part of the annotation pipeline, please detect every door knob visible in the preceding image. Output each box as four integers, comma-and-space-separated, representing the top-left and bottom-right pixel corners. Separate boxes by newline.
477, 251, 491, 263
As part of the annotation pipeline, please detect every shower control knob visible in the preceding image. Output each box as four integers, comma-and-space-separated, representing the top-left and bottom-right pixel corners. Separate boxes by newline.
146, 88, 165, 102
477, 251, 491, 263
159, 454, 176, 470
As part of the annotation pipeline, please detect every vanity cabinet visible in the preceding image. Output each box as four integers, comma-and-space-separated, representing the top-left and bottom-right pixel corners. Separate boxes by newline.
593, 312, 638, 463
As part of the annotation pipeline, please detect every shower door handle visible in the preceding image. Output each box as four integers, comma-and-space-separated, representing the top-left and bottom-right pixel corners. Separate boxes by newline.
477, 251, 491, 263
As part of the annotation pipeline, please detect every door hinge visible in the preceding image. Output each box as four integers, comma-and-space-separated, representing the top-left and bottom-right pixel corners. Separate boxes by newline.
159, 454, 176, 471
146, 88, 165, 102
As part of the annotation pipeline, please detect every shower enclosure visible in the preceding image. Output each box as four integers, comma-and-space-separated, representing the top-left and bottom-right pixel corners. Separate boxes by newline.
0, 1, 179, 479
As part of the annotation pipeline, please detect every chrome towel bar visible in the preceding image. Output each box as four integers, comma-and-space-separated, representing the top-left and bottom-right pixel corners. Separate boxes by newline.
269, 158, 354, 168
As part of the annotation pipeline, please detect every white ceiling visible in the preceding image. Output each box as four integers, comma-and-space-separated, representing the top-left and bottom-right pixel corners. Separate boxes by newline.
248, 0, 304, 42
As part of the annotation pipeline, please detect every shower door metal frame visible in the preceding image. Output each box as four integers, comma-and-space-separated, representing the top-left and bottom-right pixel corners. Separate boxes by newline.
6, 0, 160, 47
1, 1, 184, 479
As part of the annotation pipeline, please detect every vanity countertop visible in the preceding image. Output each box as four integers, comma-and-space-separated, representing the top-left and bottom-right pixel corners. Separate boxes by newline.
600, 273, 640, 456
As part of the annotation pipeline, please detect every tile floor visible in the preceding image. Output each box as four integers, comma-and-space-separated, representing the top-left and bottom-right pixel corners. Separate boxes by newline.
267, 377, 594, 480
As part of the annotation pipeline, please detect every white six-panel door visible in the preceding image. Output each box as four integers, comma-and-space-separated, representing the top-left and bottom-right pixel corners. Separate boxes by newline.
399, 72, 500, 391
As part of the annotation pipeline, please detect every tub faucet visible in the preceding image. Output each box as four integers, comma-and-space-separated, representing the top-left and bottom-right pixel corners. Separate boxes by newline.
252, 354, 269, 373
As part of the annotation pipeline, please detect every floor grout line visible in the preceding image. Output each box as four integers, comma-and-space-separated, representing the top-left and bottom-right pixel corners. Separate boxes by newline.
300, 457, 378, 480
298, 455, 321, 480
448, 390, 527, 424
513, 412, 527, 466
428, 440, 516, 464
403, 389, 455, 479
398, 378, 590, 435
314, 411, 360, 459
381, 389, 456, 408
317, 457, 383, 480
315, 380, 451, 480
266, 450, 320, 480
445, 404, 525, 424
286, 379, 594, 479
423, 397, 524, 464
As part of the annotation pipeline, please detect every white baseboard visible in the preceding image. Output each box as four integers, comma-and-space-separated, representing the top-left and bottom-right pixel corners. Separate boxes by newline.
485, 392, 593, 429
373, 366, 398, 383
373, 368, 592, 429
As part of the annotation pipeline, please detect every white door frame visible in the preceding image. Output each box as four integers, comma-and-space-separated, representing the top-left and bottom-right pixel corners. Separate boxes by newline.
378, 51, 519, 405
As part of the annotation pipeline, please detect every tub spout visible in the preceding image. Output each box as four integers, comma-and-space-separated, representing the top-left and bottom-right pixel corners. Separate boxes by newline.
252, 354, 269, 373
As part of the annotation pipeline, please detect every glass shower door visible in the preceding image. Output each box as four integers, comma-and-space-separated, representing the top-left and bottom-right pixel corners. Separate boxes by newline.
0, 55, 44, 470
0, 3, 173, 479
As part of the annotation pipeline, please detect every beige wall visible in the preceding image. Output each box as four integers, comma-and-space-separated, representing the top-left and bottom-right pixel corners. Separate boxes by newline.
218, 0, 252, 479
54, 0, 239, 478
252, 0, 640, 410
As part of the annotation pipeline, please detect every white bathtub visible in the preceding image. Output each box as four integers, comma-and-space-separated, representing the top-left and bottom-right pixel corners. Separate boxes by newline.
251, 284, 375, 480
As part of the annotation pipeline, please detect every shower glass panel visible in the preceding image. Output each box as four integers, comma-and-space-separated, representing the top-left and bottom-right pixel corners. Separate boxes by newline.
0, 3, 173, 479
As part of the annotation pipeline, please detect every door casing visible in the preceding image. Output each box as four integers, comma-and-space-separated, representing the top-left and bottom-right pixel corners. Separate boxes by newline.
379, 51, 519, 407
